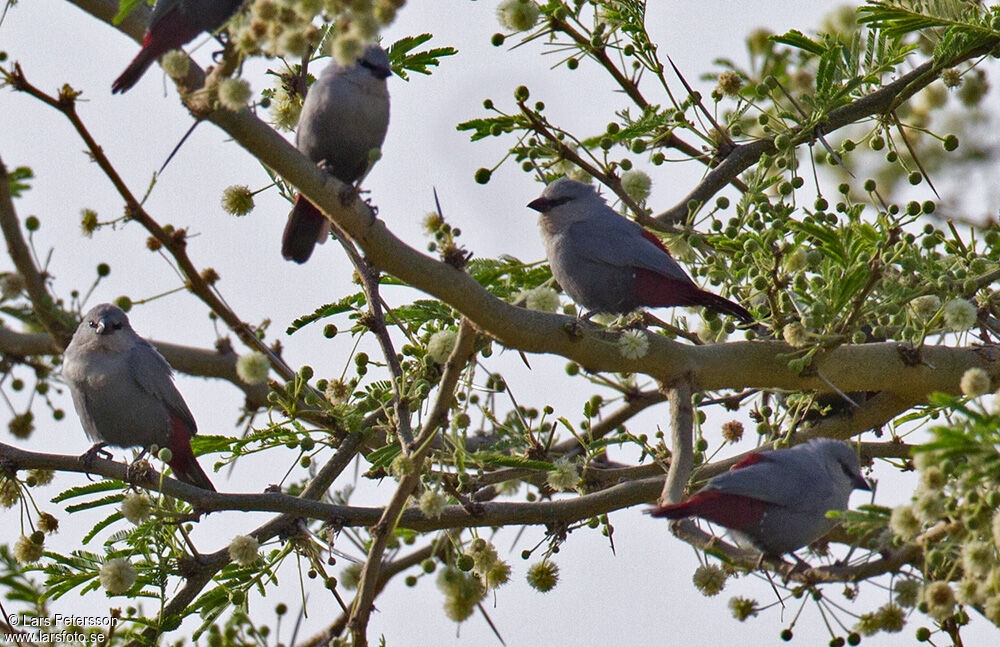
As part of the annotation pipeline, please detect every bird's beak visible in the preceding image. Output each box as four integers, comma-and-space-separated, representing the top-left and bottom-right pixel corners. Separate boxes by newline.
853, 473, 871, 491
94, 320, 106, 335
527, 197, 550, 212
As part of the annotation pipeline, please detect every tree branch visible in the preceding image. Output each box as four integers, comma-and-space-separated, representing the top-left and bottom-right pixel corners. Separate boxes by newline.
347, 320, 476, 646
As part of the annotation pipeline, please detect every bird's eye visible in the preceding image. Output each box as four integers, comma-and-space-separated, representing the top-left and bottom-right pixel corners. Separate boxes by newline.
549, 196, 572, 207
88, 320, 97, 328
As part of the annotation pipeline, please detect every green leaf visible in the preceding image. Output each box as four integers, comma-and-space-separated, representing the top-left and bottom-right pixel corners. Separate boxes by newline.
387, 34, 457, 81
286, 294, 365, 334
113, 0, 147, 26
771, 30, 826, 55
6, 166, 34, 198
52, 480, 127, 503
475, 453, 557, 471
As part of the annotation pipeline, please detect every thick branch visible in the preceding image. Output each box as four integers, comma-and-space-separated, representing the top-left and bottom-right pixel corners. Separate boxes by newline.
659, 380, 693, 505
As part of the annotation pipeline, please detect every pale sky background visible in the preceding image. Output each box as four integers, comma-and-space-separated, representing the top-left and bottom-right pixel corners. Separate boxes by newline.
1, 1, 998, 645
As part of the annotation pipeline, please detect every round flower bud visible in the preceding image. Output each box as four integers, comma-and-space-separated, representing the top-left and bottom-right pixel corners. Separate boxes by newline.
692, 564, 727, 596
221, 185, 255, 216
526, 561, 559, 592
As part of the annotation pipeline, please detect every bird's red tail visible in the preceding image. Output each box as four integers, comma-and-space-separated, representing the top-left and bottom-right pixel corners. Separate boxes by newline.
281, 194, 328, 263
166, 417, 215, 491
648, 491, 764, 530
634, 269, 754, 323
112, 46, 158, 94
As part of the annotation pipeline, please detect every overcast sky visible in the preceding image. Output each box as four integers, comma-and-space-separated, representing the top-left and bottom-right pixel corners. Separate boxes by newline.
2, 1, 998, 645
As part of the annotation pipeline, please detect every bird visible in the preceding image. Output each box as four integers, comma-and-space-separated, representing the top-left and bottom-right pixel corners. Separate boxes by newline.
648, 438, 870, 556
527, 177, 753, 323
281, 44, 392, 263
112, 0, 245, 94
62, 304, 215, 490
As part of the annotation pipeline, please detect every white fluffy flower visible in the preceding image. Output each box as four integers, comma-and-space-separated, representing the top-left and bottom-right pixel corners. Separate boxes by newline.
100, 558, 137, 594
13, 535, 43, 564
418, 489, 447, 519
782, 322, 807, 347
427, 330, 457, 363
228, 535, 260, 566
960, 367, 991, 397
943, 298, 977, 331
620, 169, 652, 202
236, 352, 270, 385
120, 493, 152, 525
218, 77, 252, 111
910, 295, 941, 322
618, 329, 649, 359
546, 460, 579, 492
523, 286, 561, 313
496, 0, 540, 32
161, 50, 190, 80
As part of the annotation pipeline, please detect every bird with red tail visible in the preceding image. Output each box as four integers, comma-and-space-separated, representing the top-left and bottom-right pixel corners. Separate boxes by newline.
527, 177, 753, 323
649, 438, 870, 556
112, 0, 245, 94
281, 44, 392, 263
62, 304, 215, 491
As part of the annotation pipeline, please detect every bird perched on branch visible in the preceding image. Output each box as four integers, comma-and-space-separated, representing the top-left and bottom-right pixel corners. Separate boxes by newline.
527, 177, 753, 323
63, 303, 215, 490
281, 44, 392, 263
648, 438, 869, 556
112, 0, 245, 94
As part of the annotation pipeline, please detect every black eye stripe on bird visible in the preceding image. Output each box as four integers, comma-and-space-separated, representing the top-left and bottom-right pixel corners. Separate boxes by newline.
528, 177, 754, 324
63, 303, 215, 491
281, 44, 391, 264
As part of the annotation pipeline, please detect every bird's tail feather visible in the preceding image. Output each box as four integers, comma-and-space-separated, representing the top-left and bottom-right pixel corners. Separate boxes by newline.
112, 48, 157, 94
281, 194, 328, 263
687, 288, 754, 324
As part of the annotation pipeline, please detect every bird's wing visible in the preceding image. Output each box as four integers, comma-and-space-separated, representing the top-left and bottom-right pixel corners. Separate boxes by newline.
566, 217, 693, 284
67, 383, 102, 442
127, 340, 197, 436
705, 451, 831, 506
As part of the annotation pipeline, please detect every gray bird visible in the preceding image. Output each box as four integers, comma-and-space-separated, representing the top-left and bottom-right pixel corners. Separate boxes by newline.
112, 0, 245, 94
527, 177, 753, 322
282, 45, 392, 263
649, 438, 870, 556
62, 304, 215, 490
